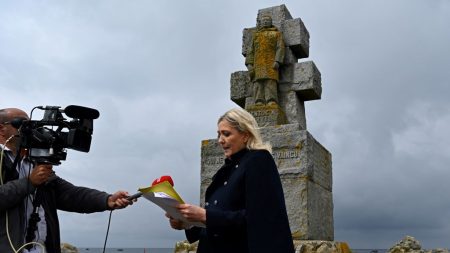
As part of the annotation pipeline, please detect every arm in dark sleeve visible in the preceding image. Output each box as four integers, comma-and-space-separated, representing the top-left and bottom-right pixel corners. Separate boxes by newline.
205, 208, 246, 229
245, 150, 294, 253
0, 178, 35, 210
53, 177, 110, 213
185, 227, 202, 243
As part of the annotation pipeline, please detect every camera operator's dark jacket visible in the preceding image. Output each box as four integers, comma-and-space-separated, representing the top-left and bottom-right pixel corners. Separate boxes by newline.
185, 149, 295, 253
0, 150, 112, 253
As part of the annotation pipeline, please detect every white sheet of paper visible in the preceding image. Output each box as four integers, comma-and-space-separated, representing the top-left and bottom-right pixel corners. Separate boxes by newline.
142, 192, 206, 228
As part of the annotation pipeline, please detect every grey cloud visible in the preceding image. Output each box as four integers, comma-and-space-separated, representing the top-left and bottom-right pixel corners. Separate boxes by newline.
2, 0, 450, 250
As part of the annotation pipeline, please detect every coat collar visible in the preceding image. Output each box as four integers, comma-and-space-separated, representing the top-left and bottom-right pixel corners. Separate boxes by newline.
206, 148, 250, 200
224, 148, 249, 165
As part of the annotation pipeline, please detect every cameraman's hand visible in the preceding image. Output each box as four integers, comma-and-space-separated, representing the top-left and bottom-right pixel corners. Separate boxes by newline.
29, 164, 54, 186
108, 191, 132, 209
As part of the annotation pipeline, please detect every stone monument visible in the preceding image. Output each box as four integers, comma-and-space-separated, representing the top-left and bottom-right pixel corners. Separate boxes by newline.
203, 4, 331, 240
176, 4, 350, 253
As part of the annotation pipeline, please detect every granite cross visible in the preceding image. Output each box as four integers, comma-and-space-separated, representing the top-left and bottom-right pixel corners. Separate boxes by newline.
230, 5, 322, 130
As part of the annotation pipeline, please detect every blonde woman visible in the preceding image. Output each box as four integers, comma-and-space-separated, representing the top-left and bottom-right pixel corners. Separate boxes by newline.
168, 108, 294, 253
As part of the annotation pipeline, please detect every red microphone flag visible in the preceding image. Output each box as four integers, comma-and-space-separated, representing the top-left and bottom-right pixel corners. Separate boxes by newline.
152, 175, 174, 187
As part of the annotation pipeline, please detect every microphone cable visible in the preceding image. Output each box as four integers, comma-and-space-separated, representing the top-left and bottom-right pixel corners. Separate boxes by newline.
102, 210, 114, 253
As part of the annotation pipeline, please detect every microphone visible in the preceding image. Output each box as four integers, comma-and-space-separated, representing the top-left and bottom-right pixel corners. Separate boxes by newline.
127, 192, 143, 201
63, 105, 100, 119
127, 175, 174, 201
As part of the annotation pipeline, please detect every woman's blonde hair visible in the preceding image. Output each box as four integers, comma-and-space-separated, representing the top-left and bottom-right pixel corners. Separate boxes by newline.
218, 108, 272, 152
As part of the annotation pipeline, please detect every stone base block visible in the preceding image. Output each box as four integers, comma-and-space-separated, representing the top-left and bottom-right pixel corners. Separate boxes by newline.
259, 125, 332, 191
283, 177, 333, 240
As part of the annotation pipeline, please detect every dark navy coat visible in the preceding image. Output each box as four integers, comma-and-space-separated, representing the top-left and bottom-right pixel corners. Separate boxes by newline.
185, 149, 295, 253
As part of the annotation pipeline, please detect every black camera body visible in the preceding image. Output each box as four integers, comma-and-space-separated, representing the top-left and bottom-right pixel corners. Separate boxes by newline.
17, 105, 100, 165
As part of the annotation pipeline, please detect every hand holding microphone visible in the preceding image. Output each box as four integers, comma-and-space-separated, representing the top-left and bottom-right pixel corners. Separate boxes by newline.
108, 191, 132, 209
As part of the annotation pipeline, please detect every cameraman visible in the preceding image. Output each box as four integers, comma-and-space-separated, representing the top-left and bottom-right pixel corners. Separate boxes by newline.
0, 108, 132, 253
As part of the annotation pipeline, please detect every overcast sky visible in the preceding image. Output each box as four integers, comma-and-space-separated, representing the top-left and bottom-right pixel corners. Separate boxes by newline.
1, 0, 450, 250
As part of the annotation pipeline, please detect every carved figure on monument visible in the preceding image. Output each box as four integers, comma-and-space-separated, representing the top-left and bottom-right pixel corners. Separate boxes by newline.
245, 15, 285, 106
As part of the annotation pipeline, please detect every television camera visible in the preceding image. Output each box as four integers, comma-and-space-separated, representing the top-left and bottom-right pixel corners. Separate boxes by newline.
12, 105, 100, 165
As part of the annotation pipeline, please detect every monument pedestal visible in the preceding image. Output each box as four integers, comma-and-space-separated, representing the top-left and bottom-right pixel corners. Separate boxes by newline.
260, 124, 333, 240
200, 124, 334, 240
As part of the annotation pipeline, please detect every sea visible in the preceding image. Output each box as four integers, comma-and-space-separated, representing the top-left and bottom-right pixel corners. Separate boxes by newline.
76, 248, 386, 253
353, 250, 387, 253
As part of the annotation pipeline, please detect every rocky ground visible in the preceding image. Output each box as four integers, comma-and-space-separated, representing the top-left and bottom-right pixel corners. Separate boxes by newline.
387, 236, 449, 253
